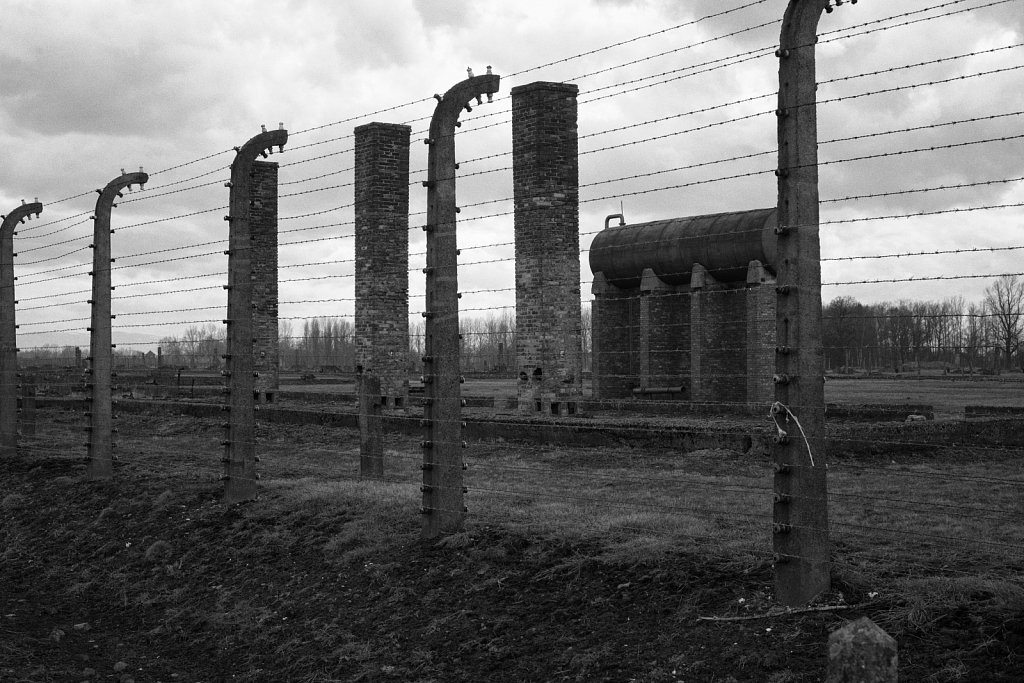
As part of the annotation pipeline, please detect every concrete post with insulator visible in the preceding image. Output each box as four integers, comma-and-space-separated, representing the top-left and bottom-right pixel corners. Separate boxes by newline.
223, 125, 287, 504
772, 0, 833, 606
421, 67, 500, 538
0, 200, 42, 457
87, 171, 147, 480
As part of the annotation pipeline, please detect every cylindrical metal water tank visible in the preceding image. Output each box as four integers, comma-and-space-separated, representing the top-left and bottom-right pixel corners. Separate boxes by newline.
589, 207, 777, 288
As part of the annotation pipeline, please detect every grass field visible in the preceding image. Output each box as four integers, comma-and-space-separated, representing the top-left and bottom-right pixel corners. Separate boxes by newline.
2, 406, 1022, 681
825, 375, 1024, 419
277, 373, 1024, 422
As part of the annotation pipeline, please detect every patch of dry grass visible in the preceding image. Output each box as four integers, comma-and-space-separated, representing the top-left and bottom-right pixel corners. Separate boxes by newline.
27, 406, 1024, 634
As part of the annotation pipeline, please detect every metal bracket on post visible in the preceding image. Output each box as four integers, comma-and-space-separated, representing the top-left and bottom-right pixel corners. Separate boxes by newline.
223, 125, 288, 504
421, 68, 500, 539
86, 172, 147, 480
774, 0, 832, 606
1, 200, 42, 457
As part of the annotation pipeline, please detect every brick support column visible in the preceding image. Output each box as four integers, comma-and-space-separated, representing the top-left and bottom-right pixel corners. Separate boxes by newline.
251, 161, 279, 403
590, 273, 636, 400
745, 260, 775, 408
354, 122, 411, 409
638, 297, 651, 394
512, 81, 582, 415
689, 265, 707, 404
641, 269, 690, 397
690, 265, 745, 406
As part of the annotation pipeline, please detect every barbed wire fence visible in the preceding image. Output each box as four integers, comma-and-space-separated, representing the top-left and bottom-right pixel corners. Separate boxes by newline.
1, 0, 1022, 612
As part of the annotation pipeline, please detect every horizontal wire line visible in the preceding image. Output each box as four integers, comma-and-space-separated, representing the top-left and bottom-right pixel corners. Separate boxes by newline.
26, 0, 1007, 215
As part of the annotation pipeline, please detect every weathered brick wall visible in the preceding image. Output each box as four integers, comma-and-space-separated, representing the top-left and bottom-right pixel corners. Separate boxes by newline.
250, 161, 279, 401
594, 264, 775, 407
746, 262, 776, 407
354, 122, 411, 407
648, 289, 691, 390
591, 273, 638, 400
690, 269, 746, 405
592, 257, 776, 409
512, 82, 582, 413
638, 268, 690, 393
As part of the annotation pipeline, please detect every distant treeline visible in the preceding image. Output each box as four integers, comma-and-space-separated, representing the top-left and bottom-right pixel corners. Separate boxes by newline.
824, 275, 1024, 373
23, 274, 1021, 375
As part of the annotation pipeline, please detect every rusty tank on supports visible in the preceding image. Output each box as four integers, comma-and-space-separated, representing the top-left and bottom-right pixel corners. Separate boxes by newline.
589, 207, 778, 287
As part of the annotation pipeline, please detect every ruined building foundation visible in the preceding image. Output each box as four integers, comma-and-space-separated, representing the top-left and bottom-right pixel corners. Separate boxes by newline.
354, 122, 412, 408
512, 81, 583, 415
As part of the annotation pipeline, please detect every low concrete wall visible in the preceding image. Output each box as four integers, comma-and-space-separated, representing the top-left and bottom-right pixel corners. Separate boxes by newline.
964, 405, 1024, 418
36, 397, 1024, 457
826, 403, 934, 422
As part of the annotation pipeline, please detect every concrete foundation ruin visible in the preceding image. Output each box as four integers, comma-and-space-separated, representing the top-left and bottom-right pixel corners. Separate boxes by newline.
589, 208, 777, 409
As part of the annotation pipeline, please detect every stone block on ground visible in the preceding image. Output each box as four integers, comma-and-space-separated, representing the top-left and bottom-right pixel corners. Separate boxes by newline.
826, 617, 897, 683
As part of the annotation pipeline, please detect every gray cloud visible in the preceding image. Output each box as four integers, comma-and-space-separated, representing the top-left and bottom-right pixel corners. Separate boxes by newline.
2, 0, 1022, 347
413, 0, 477, 28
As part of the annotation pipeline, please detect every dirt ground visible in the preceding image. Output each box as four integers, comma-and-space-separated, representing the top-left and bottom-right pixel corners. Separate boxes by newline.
2, 410, 1023, 682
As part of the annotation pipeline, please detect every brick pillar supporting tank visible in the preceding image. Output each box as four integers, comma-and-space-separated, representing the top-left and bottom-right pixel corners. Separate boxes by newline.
689, 261, 775, 409
512, 81, 582, 415
690, 264, 746, 406
745, 260, 775, 408
591, 209, 778, 410
639, 268, 690, 400
354, 122, 411, 408
251, 160, 279, 403
591, 272, 637, 400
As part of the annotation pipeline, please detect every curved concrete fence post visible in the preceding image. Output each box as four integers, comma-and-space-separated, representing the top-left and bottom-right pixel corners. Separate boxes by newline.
1, 200, 43, 457
222, 125, 288, 504
87, 171, 147, 480
773, 0, 832, 606
421, 68, 500, 538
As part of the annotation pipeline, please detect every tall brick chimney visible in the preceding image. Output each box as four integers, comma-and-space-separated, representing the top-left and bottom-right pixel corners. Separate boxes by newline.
512, 81, 582, 415
251, 160, 279, 403
354, 122, 412, 408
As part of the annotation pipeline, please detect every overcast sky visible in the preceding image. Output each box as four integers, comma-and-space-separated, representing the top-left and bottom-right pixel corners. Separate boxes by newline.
1, 0, 1022, 350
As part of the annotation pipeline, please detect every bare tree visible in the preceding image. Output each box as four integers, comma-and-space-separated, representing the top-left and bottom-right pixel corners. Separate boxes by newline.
983, 274, 1024, 371
909, 301, 930, 374
158, 336, 185, 368
182, 325, 206, 369
823, 296, 857, 371
409, 319, 425, 358
964, 301, 987, 372
942, 296, 965, 370
279, 320, 295, 369
198, 322, 224, 369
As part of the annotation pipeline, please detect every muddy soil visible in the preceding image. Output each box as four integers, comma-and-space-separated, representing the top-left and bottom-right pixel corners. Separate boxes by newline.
2, 413, 1022, 682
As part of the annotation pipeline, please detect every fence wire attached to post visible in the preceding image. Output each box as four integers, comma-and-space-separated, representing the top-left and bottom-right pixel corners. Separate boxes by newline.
420, 68, 501, 539
0, 201, 42, 457
772, 0, 832, 606
223, 126, 288, 504
87, 172, 147, 481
